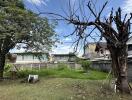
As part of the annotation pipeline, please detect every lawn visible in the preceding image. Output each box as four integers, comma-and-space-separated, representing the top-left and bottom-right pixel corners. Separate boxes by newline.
16, 68, 108, 80
2, 68, 132, 100
0, 78, 132, 100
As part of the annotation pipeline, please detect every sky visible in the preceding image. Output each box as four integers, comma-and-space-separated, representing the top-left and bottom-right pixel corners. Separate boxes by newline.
11, 0, 132, 56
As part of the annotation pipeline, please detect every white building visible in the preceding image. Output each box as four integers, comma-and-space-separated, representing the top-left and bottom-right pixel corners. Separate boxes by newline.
127, 37, 132, 58
51, 53, 77, 63
14, 52, 49, 64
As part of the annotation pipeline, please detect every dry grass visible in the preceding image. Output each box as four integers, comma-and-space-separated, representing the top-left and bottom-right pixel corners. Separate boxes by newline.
0, 78, 132, 100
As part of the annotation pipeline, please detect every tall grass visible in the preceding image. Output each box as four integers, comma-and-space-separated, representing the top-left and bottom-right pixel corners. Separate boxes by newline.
16, 67, 108, 80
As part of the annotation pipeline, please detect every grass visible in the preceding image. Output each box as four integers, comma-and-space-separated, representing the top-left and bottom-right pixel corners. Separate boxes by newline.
2, 67, 131, 100
16, 68, 108, 80
0, 78, 132, 100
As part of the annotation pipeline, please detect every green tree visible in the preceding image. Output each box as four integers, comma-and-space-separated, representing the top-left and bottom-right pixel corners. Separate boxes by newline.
0, 0, 57, 78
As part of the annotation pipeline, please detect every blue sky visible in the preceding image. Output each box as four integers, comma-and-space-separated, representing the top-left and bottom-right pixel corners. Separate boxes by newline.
12, 0, 132, 56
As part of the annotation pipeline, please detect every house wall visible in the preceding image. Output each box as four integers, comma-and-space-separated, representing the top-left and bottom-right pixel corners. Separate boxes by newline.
128, 51, 132, 55
53, 56, 69, 62
16, 54, 49, 63
84, 42, 132, 59
52, 55, 76, 62
84, 44, 97, 59
84, 43, 110, 59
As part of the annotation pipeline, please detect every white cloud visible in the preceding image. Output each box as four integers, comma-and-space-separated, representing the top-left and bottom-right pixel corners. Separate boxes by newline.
122, 0, 132, 14
65, 37, 72, 41
50, 43, 83, 57
51, 44, 74, 54
26, 0, 48, 6
10, 48, 25, 53
63, 37, 72, 42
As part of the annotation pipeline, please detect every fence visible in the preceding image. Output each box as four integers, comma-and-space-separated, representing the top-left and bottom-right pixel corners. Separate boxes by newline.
14, 62, 82, 70
91, 60, 132, 81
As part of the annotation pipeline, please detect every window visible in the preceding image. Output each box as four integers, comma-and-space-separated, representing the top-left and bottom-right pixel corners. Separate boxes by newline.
128, 44, 132, 51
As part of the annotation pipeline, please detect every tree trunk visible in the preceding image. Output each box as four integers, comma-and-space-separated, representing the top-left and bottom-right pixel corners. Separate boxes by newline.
0, 54, 6, 79
108, 44, 131, 94
116, 48, 130, 94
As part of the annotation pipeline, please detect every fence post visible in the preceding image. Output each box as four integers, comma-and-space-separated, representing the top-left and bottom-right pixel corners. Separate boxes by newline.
39, 64, 40, 70
21, 66, 24, 70
31, 64, 33, 70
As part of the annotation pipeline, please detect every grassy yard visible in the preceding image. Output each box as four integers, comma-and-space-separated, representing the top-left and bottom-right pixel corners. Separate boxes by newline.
0, 78, 132, 100
2, 68, 132, 100
16, 68, 108, 80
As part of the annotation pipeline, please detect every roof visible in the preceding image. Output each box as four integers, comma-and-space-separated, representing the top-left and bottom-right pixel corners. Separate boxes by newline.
127, 37, 132, 45
85, 42, 107, 47
94, 42, 108, 52
13, 52, 49, 55
52, 53, 76, 57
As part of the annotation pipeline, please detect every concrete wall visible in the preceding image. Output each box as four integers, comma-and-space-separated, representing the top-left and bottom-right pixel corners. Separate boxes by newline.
51, 56, 76, 63
16, 54, 49, 63
91, 60, 132, 81
14, 62, 82, 70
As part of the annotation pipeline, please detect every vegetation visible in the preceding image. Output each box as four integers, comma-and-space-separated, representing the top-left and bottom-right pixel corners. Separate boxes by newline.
4, 63, 13, 73
0, 0, 57, 78
8, 67, 108, 80
0, 78, 131, 100
79, 60, 92, 72
44, 0, 132, 93
57, 63, 68, 71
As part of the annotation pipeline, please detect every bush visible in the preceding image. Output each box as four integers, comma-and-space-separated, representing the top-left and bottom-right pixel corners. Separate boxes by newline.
57, 63, 68, 70
17, 69, 58, 78
17, 70, 30, 78
4, 63, 13, 73
80, 60, 91, 72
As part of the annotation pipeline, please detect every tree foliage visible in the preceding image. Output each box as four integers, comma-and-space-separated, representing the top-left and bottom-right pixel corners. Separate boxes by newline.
0, 0, 57, 53
0, 0, 57, 78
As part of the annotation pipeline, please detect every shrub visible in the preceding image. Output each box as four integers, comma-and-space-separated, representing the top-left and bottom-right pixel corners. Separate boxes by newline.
4, 63, 13, 73
17, 70, 30, 78
57, 63, 68, 70
80, 60, 91, 72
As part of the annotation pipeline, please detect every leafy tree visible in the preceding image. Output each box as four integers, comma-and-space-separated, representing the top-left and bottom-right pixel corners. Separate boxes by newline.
0, 0, 57, 78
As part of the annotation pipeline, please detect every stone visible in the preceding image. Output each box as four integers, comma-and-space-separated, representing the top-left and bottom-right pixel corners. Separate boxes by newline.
28, 74, 39, 83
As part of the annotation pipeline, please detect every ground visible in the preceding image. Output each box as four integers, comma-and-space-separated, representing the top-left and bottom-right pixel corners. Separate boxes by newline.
0, 78, 132, 100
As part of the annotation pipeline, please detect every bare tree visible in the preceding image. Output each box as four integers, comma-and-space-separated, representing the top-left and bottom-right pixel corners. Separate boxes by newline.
38, 0, 132, 94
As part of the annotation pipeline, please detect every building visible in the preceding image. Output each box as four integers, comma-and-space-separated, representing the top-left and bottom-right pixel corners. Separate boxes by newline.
83, 42, 97, 59
83, 39, 132, 60
83, 42, 110, 60
14, 52, 49, 64
127, 37, 132, 59
51, 53, 77, 63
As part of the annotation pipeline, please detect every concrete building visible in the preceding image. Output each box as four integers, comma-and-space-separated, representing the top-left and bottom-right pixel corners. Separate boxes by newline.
14, 52, 49, 64
83, 38, 132, 60
83, 42, 110, 60
51, 53, 77, 63
127, 37, 132, 59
